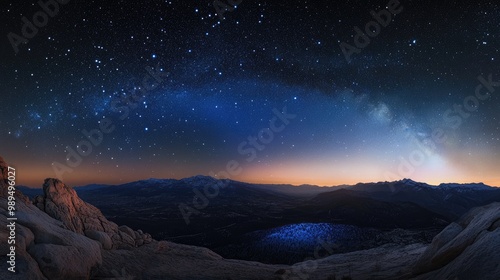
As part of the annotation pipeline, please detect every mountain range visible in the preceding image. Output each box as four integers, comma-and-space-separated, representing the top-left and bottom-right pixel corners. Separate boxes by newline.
3, 156, 500, 279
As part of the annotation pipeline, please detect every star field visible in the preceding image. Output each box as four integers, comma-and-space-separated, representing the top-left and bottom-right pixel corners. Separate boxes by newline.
0, 0, 499, 187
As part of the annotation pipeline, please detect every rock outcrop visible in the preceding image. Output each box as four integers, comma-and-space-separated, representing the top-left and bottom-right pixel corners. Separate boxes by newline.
0, 157, 102, 280
33, 178, 152, 249
412, 202, 500, 280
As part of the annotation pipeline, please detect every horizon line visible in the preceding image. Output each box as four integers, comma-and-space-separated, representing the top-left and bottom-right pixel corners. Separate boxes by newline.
17, 175, 500, 189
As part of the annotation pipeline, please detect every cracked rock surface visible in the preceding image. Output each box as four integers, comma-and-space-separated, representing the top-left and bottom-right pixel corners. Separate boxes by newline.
33, 178, 152, 249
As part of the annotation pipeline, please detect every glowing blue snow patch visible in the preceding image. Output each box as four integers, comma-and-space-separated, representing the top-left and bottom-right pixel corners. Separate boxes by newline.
259, 223, 360, 248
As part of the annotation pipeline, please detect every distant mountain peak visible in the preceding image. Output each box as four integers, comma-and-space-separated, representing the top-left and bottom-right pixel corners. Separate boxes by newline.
180, 175, 221, 185
186, 175, 217, 180
400, 178, 428, 187
400, 178, 423, 183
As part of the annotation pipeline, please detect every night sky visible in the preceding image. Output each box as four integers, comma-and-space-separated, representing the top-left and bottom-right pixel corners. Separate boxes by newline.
1, 0, 499, 187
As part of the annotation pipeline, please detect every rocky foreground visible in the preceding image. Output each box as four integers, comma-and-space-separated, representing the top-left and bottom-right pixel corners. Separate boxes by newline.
0, 156, 499, 280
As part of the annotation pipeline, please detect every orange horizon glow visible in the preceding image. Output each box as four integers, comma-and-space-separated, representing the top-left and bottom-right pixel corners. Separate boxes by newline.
6, 147, 499, 189
18, 174, 500, 189
14, 161, 500, 189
